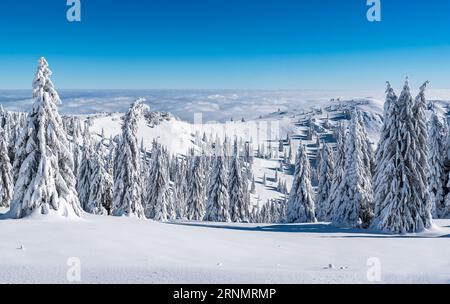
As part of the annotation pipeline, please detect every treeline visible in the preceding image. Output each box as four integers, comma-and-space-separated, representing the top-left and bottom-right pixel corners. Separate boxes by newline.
0, 58, 447, 234
287, 80, 443, 234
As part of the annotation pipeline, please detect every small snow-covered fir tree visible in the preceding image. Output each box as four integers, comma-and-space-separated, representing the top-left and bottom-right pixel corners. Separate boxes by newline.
9, 57, 82, 218
428, 113, 447, 218
77, 123, 94, 211
357, 112, 375, 174
173, 157, 188, 219
0, 127, 13, 207
186, 156, 206, 221
315, 143, 334, 222
228, 141, 249, 222
148, 146, 174, 222
204, 156, 230, 222
111, 99, 147, 218
331, 110, 373, 228
372, 80, 433, 233
87, 141, 113, 215
68, 116, 83, 178
326, 123, 346, 221
287, 143, 316, 223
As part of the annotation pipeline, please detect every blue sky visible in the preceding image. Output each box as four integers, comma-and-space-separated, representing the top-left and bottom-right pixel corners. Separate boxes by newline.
0, 0, 450, 90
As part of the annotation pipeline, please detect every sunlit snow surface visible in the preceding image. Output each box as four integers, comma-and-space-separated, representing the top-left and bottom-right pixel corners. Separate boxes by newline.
0, 209, 448, 284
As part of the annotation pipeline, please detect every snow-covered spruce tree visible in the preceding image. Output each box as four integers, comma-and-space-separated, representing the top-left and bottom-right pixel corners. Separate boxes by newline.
144, 143, 160, 219
173, 157, 188, 219
372, 80, 433, 233
111, 99, 147, 218
3, 111, 19, 164
287, 142, 316, 223
9, 57, 82, 218
428, 113, 447, 218
315, 143, 334, 222
331, 110, 373, 228
204, 156, 230, 222
326, 123, 346, 221
228, 141, 249, 222
71, 118, 83, 179
87, 141, 113, 215
357, 112, 375, 175
77, 123, 94, 211
372, 82, 397, 218
0, 127, 13, 207
186, 155, 206, 221
147, 146, 174, 222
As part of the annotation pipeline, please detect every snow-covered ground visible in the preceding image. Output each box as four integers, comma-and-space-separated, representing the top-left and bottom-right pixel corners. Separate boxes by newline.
0, 210, 448, 284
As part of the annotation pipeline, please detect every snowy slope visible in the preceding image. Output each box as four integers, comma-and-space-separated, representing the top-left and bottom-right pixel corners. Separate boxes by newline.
0, 210, 448, 284
82, 97, 385, 207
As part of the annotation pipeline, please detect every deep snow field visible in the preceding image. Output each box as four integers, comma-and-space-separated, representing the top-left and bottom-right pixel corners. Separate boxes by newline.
0, 210, 449, 284
1, 89, 450, 284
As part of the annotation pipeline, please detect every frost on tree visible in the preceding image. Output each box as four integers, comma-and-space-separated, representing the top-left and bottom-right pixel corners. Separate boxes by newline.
315, 143, 334, 222
186, 156, 206, 221
427, 113, 447, 218
0, 127, 13, 207
87, 140, 113, 215
111, 99, 147, 218
147, 145, 174, 222
173, 157, 188, 219
373, 80, 433, 233
228, 141, 250, 222
287, 143, 316, 223
326, 123, 346, 221
372, 82, 397, 218
77, 123, 94, 211
204, 156, 230, 222
331, 110, 373, 228
9, 57, 82, 218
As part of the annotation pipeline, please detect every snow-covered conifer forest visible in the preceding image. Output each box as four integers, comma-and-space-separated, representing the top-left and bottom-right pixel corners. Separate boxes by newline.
0, 58, 449, 283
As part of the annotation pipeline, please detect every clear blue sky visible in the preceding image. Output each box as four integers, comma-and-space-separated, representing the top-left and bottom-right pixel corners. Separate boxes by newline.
1, 0, 450, 90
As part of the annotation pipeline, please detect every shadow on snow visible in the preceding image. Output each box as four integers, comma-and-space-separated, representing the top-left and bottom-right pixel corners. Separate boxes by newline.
166, 222, 446, 238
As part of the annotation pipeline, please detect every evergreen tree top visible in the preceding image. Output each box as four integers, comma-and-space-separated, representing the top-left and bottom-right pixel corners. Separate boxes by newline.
32, 57, 60, 105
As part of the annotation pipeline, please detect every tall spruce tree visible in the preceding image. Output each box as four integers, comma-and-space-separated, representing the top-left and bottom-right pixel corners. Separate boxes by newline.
228, 141, 249, 222
373, 80, 433, 233
204, 156, 230, 222
186, 156, 206, 221
287, 143, 316, 223
148, 146, 174, 222
9, 57, 82, 218
326, 123, 346, 221
111, 99, 147, 218
331, 110, 373, 228
428, 113, 447, 218
315, 143, 334, 222
77, 123, 94, 211
87, 140, 113, 215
